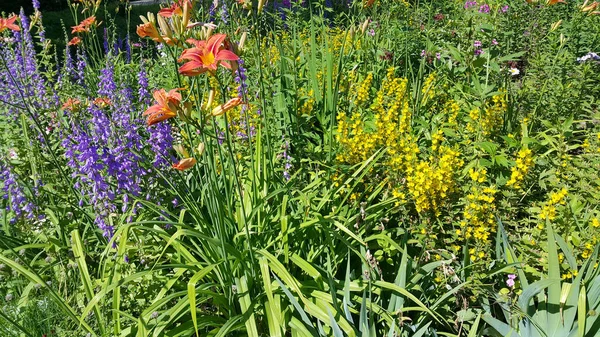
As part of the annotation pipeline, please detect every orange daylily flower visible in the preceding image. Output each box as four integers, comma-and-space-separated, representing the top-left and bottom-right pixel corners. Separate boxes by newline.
158, 0, 192, 17
0, 15, 20, 32
143, 88, 182, 126
527, 0, 565, 4
136, 22, 161, 42
178, 34, 239, 76
62, 98, 81, 110
93, 97, 111, 108
363, 0, 376, 7
71, 16, 97, 34
172, 157, 196, 170
211, 97, 243, 116
68, 37, 82, 46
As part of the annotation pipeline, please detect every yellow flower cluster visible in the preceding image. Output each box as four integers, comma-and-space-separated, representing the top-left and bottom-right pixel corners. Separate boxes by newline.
405, 145, 463, 215
539, 188, 568, 221
298, 88, 315, 115
338, 68, 463, 215
469, 167, 487, 183
355, 72, 373, 108
373, 69, 410, 142
337, 68, 412, 165
460, 168, 497, 249
506, 148, 534, 189
392, 188, 406, 206
421, 72, 436, 104
466, 92, 507, 136
431, 130, 444, 152
466, 108, 480, 134
330, 28, 359, 56
580, 218, 600, 260
375, 69, 415, 172
444, 100, 460, 126
388, 136, 420, 173
582, 241, 597, 259
335, 111, 377, 163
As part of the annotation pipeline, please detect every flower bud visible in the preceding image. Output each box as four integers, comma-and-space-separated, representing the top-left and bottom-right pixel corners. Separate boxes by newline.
204, 90, 215, 111
196, 142, 205, 156
257, 0, 268, 14
212, 97, 243, 116
360, 19, 370, 35
173, 144, 189, 158
172, 157, 196, 171
238, 32, 247, 53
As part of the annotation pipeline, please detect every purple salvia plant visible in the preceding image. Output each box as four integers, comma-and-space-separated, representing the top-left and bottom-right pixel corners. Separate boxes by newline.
138, 61, 151, 105
220, 0, 229, 24
31, 0, 46, 42
76, 48, 87, 87
98, 59, 117, 100
148, 123, 174, 168
103, 28, 110, 55
0, 161, 39, 224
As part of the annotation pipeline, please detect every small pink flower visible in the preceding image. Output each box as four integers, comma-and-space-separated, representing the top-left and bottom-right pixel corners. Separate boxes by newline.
506, 274, 516, 288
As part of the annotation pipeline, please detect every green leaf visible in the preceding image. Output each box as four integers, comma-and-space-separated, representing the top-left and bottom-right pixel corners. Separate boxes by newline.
578, 286, 586, 337
0, 254, 96, 335
188, 263, 220, 337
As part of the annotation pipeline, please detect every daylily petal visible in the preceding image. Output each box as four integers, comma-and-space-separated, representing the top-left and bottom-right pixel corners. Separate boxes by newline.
215, 49, 240, 62
172, 157, 197, 170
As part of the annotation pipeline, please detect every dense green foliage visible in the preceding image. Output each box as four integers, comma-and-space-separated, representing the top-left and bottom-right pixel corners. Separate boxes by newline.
1, 0, 600, 336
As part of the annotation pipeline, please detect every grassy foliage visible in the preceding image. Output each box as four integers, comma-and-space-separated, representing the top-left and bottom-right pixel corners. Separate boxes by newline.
1, 0, 600, 336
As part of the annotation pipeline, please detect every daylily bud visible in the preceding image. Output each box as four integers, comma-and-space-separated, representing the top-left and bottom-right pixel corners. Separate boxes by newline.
257, 0, 267, 14
238, 32, 247, 52
196, 142, 205, 156
182, 101, 193, 119
212, 97, 243, 116
204, 90, 215, 111
157, 15, 173, 42
360, 19, 370, 35
172, 157, 196, 171
173, 144, 190, 158
182, 0, 191, 28
582, 2, 599, 12
349, 26, 355, 40
550, 20, 562, 32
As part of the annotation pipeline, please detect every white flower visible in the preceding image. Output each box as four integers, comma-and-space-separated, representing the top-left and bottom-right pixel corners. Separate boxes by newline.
7, 148, 18, 160
509, 67, 520, 76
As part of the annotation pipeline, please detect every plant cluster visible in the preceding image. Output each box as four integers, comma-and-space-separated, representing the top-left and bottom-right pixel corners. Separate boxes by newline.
1, 0, 600, 336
